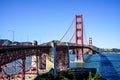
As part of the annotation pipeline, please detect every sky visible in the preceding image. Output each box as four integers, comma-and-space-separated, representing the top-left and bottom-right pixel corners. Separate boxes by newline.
0, 0, 120, 48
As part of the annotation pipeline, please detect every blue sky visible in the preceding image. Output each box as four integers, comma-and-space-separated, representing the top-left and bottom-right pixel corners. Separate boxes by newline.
0, 0, 120, 48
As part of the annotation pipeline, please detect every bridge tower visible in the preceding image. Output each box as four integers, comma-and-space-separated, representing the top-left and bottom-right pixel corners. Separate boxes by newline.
75, 15, 84, 62
89, 37, 93, 55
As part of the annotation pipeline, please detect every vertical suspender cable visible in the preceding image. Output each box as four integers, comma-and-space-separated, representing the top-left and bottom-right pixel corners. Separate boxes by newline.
69, 32, 75, 43
83, 24, 88, 45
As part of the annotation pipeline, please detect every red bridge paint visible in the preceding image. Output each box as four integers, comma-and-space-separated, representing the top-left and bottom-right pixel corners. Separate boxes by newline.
75, 15, 84, 62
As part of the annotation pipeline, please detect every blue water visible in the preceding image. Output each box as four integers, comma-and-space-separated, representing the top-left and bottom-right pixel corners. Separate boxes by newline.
70, 53, 120, 80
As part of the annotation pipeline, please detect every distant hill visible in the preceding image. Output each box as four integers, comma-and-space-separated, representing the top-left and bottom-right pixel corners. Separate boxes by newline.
93, 46, 120, 53
0, 39, 119, 52
0, 39, 32, 46
0, 39, 12, 46
40, 40, 76, 46
40, 40, 70, 46
41, 40, 120, 53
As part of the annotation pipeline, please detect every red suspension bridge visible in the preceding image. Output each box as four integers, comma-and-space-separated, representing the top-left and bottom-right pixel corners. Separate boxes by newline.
0, 15, 99, 80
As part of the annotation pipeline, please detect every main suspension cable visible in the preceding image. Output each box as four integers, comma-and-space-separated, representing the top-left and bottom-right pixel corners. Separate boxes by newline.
60, 18, 75, 41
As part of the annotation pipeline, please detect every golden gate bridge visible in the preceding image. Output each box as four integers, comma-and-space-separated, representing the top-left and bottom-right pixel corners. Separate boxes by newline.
0, 15, 99, 80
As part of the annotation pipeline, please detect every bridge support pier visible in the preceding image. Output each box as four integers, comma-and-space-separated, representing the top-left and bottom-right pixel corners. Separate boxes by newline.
21, 58, 26, 80
79, 49, 84, 63
30, 55, 39, 74
36, 55, 39, 75
51, 41, 57, 74
75, 49, 84, 63
67, 43, 70, 68
40, 54, 46, 69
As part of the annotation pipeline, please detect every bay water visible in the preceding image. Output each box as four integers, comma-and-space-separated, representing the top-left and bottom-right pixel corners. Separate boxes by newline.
70, 53, 120, 80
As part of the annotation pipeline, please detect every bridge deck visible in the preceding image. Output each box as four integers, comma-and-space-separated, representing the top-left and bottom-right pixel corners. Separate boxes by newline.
0, 45, 98, 66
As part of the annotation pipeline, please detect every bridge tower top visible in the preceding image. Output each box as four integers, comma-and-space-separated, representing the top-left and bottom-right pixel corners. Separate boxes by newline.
75, 15, 83, 46
89, 37, 92, 48
89, 37, 93, 54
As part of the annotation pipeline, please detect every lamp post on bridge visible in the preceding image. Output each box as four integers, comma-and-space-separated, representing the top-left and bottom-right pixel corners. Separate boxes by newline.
8, 30, 14, 43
